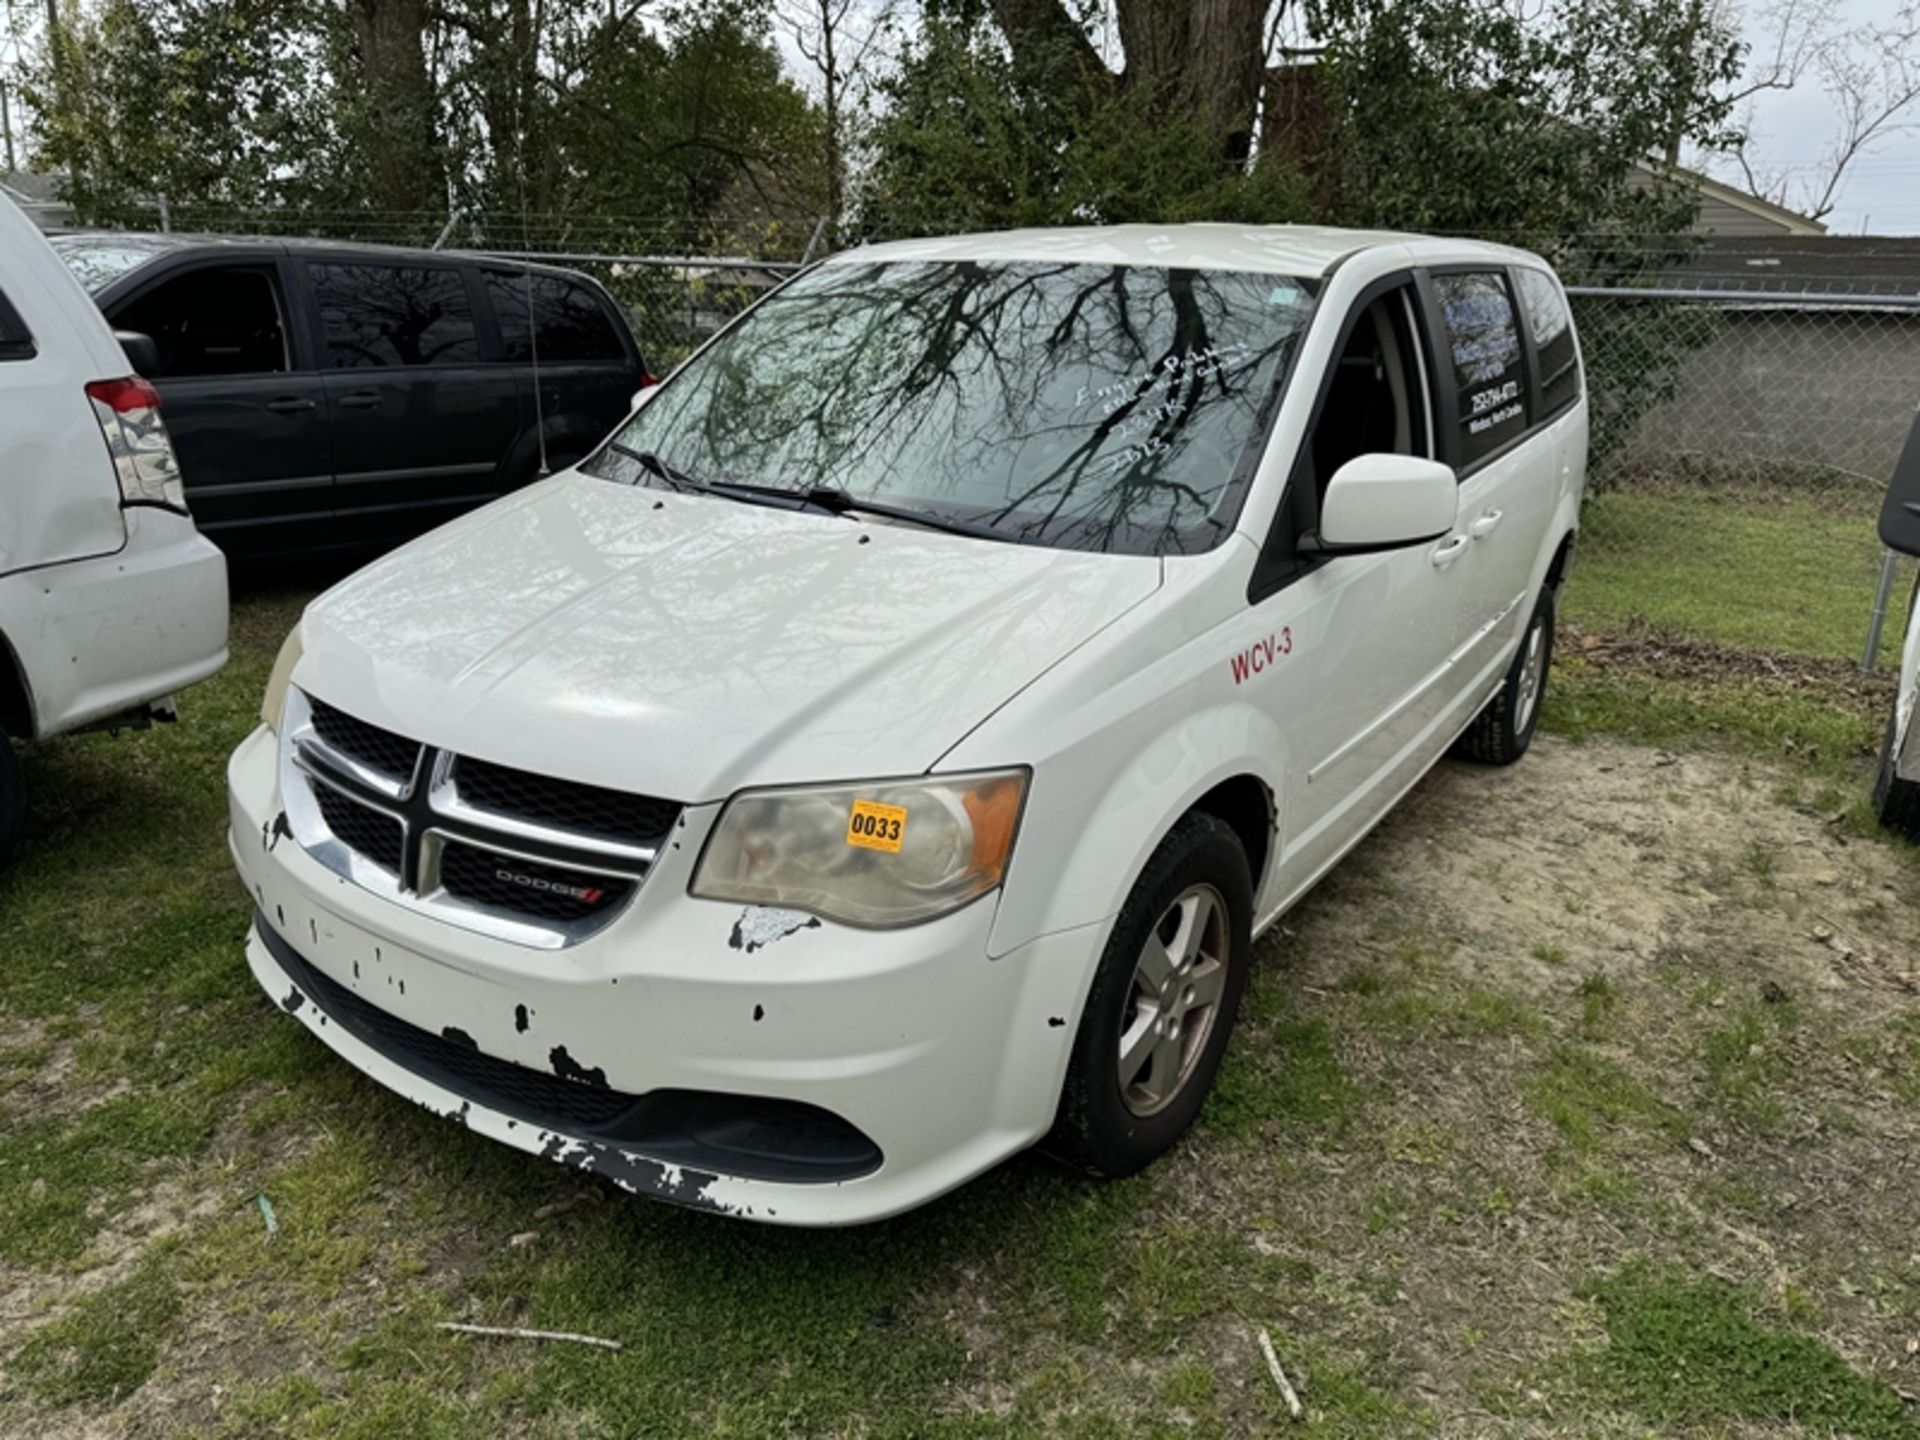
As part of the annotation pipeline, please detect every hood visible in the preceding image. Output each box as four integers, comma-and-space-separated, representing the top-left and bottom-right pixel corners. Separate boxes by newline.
296, 473, 1162, 801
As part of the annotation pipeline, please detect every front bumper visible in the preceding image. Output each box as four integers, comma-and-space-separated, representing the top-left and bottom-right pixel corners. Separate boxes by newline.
4, 507, 228, 738
229, 724, 1100, 1224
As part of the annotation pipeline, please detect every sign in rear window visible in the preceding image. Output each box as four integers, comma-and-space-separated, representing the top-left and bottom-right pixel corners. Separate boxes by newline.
1435, 272, 1527, 465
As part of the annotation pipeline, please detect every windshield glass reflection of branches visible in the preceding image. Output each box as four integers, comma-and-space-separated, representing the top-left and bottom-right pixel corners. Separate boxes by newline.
610, 261, 1313, 557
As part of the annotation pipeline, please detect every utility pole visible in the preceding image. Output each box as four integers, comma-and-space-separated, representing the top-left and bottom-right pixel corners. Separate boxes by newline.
0, 79, 14, 174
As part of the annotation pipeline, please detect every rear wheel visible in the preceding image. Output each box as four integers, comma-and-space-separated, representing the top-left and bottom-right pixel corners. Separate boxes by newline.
0, 727, 22, 866
1872, 710, 1920, 837
1046, 813, 1252, 1177
1452, 586, 1554, 766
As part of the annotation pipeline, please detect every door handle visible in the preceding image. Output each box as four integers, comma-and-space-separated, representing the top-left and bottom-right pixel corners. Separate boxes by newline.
336, 391, 382, 410
265, 396, 316, 413
1469, 509, 1504, 540
1430, 534, 1470, 569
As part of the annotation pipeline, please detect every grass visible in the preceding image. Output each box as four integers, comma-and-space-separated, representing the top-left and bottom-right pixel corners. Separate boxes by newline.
3, 497, 1920, 1436
1578, 1264, 1913, 1439
1565, 488, 1907, 663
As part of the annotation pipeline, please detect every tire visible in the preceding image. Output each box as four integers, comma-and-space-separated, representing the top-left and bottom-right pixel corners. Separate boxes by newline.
0, 726, 22, 868
1872, 710, 1920, 837
1046, 812, 1253, 1178
1452, 585, 1555, 766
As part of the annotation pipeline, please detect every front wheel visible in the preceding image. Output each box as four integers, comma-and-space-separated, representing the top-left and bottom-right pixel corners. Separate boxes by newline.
1452, 586, 1555, 766
1046, 813, 1253, 1178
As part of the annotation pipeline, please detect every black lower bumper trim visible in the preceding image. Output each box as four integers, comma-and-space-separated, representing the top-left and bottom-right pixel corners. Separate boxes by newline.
254, 911, 882, 1184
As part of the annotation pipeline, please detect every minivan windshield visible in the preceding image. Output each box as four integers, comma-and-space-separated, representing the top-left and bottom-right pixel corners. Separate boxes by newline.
586, 260, 1318, 556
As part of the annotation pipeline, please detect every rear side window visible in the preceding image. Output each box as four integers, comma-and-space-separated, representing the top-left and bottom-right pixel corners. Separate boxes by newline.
111, 265, 288, 377
1514, 268, 1580, 416
483, 270, 626, 363
310, 263, 480, 368
1433, 271, 1527, 466
0, 286, 32, 362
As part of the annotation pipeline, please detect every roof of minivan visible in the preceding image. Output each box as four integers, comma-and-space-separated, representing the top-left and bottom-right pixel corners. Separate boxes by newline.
827, 224, 1518, 278
49, 230, 594, 289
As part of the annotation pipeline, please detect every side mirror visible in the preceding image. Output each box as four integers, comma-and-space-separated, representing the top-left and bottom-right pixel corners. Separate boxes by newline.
630, 381, 660, 412
115, 329, 159, 377
1877, 411, 1920, 557
1312, 454, 1458, 554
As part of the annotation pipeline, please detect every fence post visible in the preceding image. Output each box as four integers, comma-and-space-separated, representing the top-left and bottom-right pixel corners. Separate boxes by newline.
799, 216, 828, 267
1863, 550, 1900, 672
431, 207, 463, 251
155, 193, 170, 233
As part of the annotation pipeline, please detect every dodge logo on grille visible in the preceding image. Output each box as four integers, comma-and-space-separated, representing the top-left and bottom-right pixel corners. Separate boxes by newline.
493, 867, 607, 904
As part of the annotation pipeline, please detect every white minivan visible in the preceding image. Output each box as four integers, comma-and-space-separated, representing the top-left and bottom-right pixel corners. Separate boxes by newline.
1, 196, 228, 861
230, 226, 1586, 1224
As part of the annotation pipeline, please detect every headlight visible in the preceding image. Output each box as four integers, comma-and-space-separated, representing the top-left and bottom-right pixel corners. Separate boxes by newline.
261, 627, 304, 734
691, 770, 1029, 928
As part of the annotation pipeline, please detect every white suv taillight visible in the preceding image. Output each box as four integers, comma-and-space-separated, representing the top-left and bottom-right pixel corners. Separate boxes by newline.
85, 376, 188, 514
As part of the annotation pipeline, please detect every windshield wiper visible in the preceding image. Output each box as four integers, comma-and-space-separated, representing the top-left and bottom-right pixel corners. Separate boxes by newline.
607, 448, 1015, 543
609, 446, 846, 519
726, 481, 1020, 545
608, 444, 718, 497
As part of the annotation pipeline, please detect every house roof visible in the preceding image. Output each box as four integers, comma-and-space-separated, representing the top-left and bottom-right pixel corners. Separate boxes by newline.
0, 170, 64, 206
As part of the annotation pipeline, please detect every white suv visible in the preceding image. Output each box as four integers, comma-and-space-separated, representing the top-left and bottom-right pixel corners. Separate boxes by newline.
229, 226, 1585, 1224
0, 196, 228, 860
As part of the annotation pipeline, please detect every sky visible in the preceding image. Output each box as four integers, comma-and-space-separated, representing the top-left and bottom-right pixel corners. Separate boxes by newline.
1694, 0, 1920, 234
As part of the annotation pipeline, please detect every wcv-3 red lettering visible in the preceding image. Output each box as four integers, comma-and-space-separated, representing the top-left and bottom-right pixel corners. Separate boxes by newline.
1229, 628, 1293, 684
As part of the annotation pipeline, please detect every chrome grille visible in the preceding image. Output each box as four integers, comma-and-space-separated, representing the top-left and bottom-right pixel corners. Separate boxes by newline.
278, 688, 678, 948
307, 697, 420, 788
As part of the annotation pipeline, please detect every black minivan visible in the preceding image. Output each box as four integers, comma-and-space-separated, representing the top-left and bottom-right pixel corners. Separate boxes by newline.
51, 233, 651, 558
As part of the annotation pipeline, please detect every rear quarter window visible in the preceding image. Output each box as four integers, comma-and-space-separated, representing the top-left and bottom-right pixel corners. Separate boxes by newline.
0, 286, 33, 362
1433, 271, 1528, 467
483, 270, 627, 363
1514, 267, 1581, 416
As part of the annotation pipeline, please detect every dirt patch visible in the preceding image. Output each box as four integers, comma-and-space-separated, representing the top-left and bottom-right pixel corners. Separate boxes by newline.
942, 735, 1920, 1432
1562, 621, 1900, 708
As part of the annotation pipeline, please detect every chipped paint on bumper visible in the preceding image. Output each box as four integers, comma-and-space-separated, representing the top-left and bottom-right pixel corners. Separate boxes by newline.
228, 724, 1101, 1225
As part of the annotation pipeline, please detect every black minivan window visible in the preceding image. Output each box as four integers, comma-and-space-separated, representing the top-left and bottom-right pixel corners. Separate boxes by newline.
1514, 267, 1580, 416
112, 266, 288, 377
1434, 271, 1527, 466
311, 263, 480, 368
484, 271, 625, 363
590, 259, 1317, 557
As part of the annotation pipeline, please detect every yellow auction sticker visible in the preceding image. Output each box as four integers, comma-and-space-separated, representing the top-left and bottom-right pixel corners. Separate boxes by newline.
846, 798, 907, 853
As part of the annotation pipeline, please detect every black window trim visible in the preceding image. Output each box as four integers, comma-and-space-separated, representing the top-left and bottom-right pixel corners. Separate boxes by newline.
0, 286, 33, 362
1248, 267, 1436, 604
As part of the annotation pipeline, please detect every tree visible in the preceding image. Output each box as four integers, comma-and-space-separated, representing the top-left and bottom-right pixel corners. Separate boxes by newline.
776, 0, 896, 228
25, 0, 826, 239
866, 0, 1743, 251
1720, 0, 1920, 222
1306, 0, 1742, 246
23, 0, 348, 226
966, 0, 1268, 169
342, 0, 443, 215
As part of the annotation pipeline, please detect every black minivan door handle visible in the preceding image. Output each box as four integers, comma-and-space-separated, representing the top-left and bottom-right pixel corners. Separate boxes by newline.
336, 390, 383, 410
265, 396, 317, 413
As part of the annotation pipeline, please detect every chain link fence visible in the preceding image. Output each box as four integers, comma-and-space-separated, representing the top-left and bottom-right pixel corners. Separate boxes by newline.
49, 203, 1920, 665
